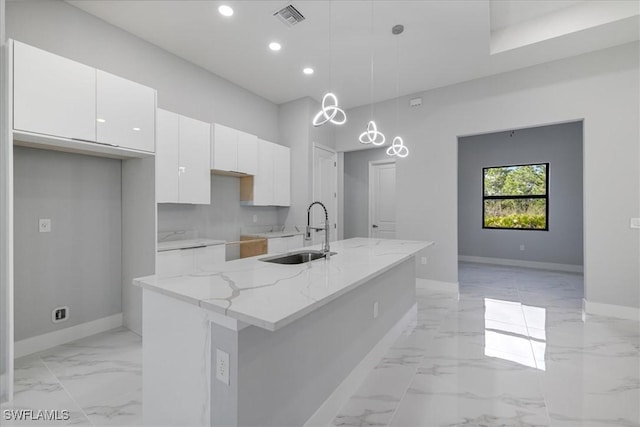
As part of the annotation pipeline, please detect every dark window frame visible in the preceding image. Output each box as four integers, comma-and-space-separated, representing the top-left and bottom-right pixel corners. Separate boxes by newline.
482, 162, 549, 231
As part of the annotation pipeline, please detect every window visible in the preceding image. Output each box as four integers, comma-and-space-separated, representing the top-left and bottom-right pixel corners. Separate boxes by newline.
483, 163, 548, 230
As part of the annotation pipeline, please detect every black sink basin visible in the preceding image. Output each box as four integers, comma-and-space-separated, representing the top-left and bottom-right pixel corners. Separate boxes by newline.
259, 250, 337, 265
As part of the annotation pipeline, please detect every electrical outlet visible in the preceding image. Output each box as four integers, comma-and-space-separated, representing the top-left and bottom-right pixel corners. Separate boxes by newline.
631, 218, 640, 229
51, 306, 68, 323
373, 301, 379, 319
253, 214, 258, 223
421, 257, 427, 265
39, 218, 51, 233
216, 349, 230, 385
520, 244, 525, 251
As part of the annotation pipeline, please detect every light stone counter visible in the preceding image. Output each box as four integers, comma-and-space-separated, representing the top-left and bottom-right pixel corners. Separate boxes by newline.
135, 238, 433, 331
136, 237, 433, 426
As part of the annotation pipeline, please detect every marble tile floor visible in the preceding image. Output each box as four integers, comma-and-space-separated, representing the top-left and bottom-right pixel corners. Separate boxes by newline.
1, 327, 142, 426
3, 262, 638, 426
333, 262, 640, 427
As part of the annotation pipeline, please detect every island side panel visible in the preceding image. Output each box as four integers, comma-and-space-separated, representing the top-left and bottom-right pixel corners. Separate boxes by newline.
233, 257, 416, 427
142, 289, 213, 426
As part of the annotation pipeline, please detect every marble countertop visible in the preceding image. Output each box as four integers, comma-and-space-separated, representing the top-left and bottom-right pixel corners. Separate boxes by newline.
136, 238, 433, 331
242, 231, 304, 239
157, 238, 226, 252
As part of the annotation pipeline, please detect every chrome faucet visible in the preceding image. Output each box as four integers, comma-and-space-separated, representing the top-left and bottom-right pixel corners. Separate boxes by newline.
306, 201, 331, 258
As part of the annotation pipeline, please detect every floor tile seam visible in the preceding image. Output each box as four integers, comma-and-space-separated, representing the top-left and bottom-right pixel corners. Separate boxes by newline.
385, 362, 422, 427
39, 355, 95, 426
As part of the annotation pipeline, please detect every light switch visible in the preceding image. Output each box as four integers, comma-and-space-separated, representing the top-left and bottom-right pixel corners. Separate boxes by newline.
39, 218, 51, 233
631, 218, 640, 229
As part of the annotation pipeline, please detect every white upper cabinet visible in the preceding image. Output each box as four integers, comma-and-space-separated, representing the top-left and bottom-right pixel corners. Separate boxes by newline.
156, 109, 180, 203
237, 130, 258, 175
272, 143, 291, 206
96, 71, 156, 152
245, 139, 290, 207
12, 40, 156, 157
212, 124, 237, 172
252, 139, 275, 206
211, 124, 257, 175
178, 116, 211, 204
156, 109, 210, 205
13, 40, 96, 141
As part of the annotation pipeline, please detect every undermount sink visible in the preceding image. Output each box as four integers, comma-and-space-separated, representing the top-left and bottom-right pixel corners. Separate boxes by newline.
260, 250, 337, 265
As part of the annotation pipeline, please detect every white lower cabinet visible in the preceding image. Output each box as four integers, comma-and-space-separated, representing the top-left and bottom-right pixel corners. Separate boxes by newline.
267, 235, 304, 254
157, 245, 225, 277
156, 109, 211, 204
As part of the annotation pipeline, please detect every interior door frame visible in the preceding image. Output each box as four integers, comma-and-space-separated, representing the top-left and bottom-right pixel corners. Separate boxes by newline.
312, 143, 338, 242
368, 159, 396, 238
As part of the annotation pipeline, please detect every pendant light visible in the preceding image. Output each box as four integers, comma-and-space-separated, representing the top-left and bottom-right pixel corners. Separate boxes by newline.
359, 1, 385, 145
313, 0, 347, 127
387, 24, 409, 158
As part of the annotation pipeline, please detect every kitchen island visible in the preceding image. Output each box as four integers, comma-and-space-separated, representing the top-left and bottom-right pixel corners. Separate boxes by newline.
134, 238, 433, 426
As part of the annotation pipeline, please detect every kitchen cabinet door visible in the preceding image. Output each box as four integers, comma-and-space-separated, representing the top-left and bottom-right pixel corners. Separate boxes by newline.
194, 245, 226, 269
237, 130, 257, 175
272, 143, 291, 206
211, 124, 237, 172
157, 249, 194, 277
156, 109, 180, 203
253, 139, 274, 206
96, 70, 155, 152
267, 237, 288, 255
13, 41, 96, 141
179, 116, 211, 204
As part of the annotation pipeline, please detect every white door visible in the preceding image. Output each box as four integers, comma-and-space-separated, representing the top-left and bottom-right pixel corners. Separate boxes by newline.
236, 130, 257, 175
312, 145, 337, 245
253, 139, 274, 206
369, 161, 396, 239
211, 124, 238, 172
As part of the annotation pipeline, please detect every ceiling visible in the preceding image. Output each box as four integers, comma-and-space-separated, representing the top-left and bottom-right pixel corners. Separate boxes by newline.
67, 0, 639, 109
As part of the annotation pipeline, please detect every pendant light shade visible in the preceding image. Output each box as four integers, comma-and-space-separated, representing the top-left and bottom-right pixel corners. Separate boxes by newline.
313, 92, 346, 127
359, 120, 385, 145
386, 136, 409, 158
313, 1, 347, 127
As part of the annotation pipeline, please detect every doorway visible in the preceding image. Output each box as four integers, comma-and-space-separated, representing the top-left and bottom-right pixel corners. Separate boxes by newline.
369, 160, 396, 239
312, 144, 337, 245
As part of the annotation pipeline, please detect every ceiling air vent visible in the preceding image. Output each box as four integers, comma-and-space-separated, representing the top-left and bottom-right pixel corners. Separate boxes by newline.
273, 4, 306, 27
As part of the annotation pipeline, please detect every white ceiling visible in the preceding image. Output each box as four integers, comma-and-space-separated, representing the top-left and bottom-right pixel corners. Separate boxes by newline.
67, 0, 639, 109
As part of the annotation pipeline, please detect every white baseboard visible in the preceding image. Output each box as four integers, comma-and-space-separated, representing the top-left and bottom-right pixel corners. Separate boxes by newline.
583, 299, 640, 321
459, 255, 583, 273
15, 313, 123, 358
304, 303, 417, 427
416, 278, 459, 293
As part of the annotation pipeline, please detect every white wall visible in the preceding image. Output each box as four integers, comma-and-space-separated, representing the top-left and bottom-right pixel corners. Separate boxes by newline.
458, 122, 583, 266
278, 97, 336, 230
336, 43, 640, 310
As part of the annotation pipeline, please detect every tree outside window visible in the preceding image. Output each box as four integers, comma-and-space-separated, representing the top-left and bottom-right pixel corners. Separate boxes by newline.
483, 163, 549, 230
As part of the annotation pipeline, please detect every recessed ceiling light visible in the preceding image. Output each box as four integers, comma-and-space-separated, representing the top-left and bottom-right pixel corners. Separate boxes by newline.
96, 118, 106, 123
303, 67, 314, 75
132, 127, 141, 132
269, 42, 282, 51
218, 5, 233, 17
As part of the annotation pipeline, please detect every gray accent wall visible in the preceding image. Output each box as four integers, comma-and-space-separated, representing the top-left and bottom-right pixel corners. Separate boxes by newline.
13, 147, 122, 341
343, 147, 389, 239
458, 122, 583, 266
